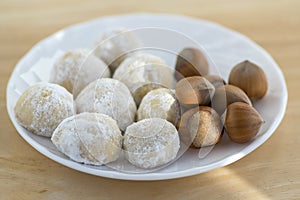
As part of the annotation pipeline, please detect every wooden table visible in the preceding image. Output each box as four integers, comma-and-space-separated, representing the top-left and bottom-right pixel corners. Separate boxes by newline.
1, 0, 299, 199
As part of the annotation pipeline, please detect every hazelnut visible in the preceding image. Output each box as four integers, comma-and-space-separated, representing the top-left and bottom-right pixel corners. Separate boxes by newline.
212, 85, 252, 115
228, 60, 268, 100
175, 48, 209, 80
203, 74, 226, 89
175, 76, 215, 106
222, 102, 264, 143
177, 106, 222, 148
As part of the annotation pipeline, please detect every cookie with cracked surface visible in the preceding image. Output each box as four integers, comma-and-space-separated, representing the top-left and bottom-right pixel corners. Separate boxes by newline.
94, 28, 141, 73
123, 118, 180, 169
137, 88, 180, 125
14, 82, 74, 137
51, 113, 122, 165
75, 78, 136, 131
50, 49, 111, 97
113, 53, 174, 92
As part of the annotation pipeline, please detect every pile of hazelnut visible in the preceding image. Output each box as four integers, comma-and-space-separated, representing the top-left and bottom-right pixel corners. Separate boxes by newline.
175, 48, 267, 147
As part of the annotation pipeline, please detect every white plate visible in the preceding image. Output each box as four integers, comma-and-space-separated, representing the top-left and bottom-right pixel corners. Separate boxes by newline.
7, 13, 288, 180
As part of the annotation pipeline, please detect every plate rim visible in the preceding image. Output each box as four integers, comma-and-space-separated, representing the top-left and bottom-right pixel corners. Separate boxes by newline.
6, 13, 288, 181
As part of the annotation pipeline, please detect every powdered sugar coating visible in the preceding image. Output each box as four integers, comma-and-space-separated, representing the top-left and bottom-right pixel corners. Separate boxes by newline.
50, 49, 111, 97
94, 28, 141, 73
51, 113, 122, 165
14, 82, 75, 137
123, 118, 180, 169
113, 53, 173, 92
137, 88, 180, 125
75, 78, 136, 131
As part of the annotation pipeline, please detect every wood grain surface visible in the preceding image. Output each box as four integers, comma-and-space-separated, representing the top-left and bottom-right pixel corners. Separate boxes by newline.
0, 0, 299, 199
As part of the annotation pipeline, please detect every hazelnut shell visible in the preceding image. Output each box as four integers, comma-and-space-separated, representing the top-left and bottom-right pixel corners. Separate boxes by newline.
175, 76, 215, 106
177, 106, 222, 148
228, 60, 268, 100
204, 74, 226, 89
222, 102, 264, 143
212, 85, 252, 115
175, 48, 209, 80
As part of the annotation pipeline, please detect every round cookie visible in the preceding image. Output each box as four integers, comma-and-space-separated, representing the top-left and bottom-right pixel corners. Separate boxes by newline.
94, 28, 141, 73
50, 49, 111, 97
137, 88, 180, 125
14, 82, 74, 137
113, 53, 173, 87
113, 53, 173, 93
51, 113, 122, 165
75, 78, 136, 131
123, 118, 180, 169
